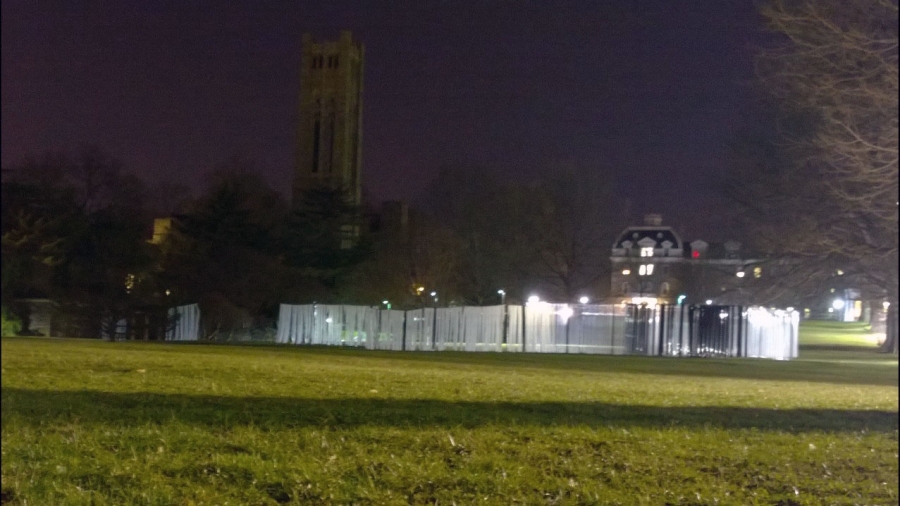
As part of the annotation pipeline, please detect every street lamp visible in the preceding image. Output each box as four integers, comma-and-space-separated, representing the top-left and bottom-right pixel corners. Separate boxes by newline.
497, 289, 506, 305
527, 295, 540, 305
383, 300, 391, 310
579, 296, 589, 304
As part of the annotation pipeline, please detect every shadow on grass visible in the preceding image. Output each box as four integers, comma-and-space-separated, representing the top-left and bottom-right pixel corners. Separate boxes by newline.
2, 388, 897, 433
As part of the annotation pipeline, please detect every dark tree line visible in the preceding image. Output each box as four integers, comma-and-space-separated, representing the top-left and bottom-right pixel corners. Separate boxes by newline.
2, 149, 625, 339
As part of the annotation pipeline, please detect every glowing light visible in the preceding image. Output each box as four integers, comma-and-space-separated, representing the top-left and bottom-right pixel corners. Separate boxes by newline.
828, 307, 834, 313
430, 292, 437, 297
579, 296, 589, 304
832, 299, 845, 310
884, 301, 891, 311
631, 297, 658, 307
836, 270, 844, 276
622, 269, 631, 275
692, 250, 700, 259
416, 286, 425, 294
527, 295, 540, 304
382, 300, 389, 305
753, 267, 762, 278
557, 305, 574, 322
325, 317, 333, 323
705, 299, 713, 305
497, 289, 505, 295
640, 247, 654, 257
677, 294, 686, 305
786, 307, 794, 312
165, 289, 171, 296
638, 264, 654, 276
736, 271, 745, 278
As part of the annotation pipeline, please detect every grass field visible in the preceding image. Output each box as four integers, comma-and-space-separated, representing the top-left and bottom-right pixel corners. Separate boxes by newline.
2, 328, 898, 504
798, 320, 883, 349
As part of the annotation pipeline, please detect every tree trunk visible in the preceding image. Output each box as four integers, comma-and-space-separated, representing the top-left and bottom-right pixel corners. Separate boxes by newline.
879, 305, 898, 355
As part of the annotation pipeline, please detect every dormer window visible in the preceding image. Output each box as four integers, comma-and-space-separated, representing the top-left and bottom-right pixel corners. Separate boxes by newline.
640, 247, 654, 257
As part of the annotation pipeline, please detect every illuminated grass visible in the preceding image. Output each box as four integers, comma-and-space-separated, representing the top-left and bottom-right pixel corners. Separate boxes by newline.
2, 338, 898, 505
799, 320, 881, 348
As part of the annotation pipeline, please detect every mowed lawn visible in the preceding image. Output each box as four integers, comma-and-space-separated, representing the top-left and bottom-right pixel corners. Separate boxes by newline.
2, 335, 898, 505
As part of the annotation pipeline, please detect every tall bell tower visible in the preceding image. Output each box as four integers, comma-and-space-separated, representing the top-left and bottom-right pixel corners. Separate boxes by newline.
293, 31, 364, 207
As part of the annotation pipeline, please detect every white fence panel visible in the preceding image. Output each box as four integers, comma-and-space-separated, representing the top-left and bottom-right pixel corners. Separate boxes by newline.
166, 303, 200, 341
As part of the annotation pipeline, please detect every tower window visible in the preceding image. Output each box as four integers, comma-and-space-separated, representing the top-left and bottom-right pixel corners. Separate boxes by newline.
640, 247, 654, 257
311, 119, 321, 173
639, 264, 655, 276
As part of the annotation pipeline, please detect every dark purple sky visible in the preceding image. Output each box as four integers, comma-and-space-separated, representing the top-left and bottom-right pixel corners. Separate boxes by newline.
2, 0, 768, 239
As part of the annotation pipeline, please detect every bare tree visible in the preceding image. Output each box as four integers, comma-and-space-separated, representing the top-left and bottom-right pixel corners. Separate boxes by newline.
730, 0, 898, 351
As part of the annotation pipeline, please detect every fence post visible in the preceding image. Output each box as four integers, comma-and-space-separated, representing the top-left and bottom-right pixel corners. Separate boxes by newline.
402, 310, 407, 351
431, 306, 438, 351
658, 304, 666, 356
522, 304, 527, 353
502, 304, 509, 349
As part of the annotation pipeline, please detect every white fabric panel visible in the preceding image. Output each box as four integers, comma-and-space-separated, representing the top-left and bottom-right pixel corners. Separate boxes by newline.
376, 309, 405, 351
166, 303, 200, 341
435, 307, 464, 351
342, 305, 379, 348
524, 303, 566, 353
506, 305, 523, 352
461, 305, 504, 352
405, 308, 435, 351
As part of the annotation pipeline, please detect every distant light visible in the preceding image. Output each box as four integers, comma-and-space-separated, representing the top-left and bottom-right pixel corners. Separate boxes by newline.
705, 299, 713, 305
692, 251, 700, 259
677, 294, 686, 305
736, 271, 745, 278
832, 299, 845, 310
830, 288, 835, 293
557, 305, 574, 321
786, 307, 794, 312
430, 292, 437, 297
527, 295, 540, 304
579, 296, 589, 304
836, 270, 844, 276
165, 289, 171, 296
325, 317, 333, 323
884, 301, 891, 311
382, 300, 389, 305
622, 269, 631, 275
828, 307, 834, 313
497, 289, 505, 295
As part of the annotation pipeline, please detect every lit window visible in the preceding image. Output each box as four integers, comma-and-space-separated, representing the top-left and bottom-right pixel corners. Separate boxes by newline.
622, 269, 631, 275
639, 264, 654, 276
753, 267, 762, 279
640, 247, 654, 257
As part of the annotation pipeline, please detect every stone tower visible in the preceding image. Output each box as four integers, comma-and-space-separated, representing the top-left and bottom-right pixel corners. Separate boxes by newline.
294, 31, 364, 207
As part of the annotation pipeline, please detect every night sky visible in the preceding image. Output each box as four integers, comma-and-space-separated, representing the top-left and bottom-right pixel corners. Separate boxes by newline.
2, 0, 769, 239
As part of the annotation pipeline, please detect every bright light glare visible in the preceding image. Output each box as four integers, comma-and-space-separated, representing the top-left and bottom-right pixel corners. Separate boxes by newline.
497, 289, 505, 295
430, 292, 436, 297
622, 269, 631, 275
382, 300, 389, 305
828, 307, 834, 313
325, 317, 333, 323
736, 271, 745, 278
557, 305, 574, 321
786, 307, 794, 312
705, 299, 713, 305
884, 301, 891, 311
832, 299, 845, 310
527, 295, 540, 304
631, 297, 658, 307
579, 296, 589, 304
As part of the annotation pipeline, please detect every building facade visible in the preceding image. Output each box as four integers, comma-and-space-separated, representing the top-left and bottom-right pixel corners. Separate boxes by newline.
610, 214, 757, 306
293, 31, 364, 208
